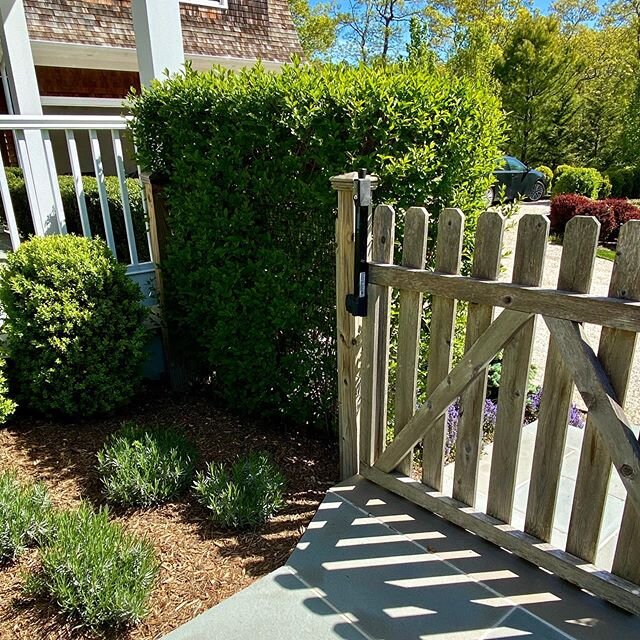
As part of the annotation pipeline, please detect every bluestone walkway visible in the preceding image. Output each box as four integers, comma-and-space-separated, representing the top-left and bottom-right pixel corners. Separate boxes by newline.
164, 477, 639, 639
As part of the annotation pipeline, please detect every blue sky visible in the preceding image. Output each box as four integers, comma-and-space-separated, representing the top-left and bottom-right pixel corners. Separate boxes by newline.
310, 0, 555, 15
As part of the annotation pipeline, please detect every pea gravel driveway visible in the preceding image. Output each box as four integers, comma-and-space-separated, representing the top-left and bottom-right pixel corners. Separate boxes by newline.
499, 201, 640, 426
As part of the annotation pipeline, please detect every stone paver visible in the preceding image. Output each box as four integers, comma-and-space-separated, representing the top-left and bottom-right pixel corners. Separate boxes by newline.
165, 478, 640, 639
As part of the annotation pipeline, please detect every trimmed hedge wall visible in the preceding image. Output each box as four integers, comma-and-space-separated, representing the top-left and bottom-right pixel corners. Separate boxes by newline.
129, 62, 505, 429
0, 168, 149, 263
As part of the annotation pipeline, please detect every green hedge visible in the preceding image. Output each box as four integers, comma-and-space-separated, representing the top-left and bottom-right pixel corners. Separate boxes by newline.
606, 166, 640, 198
552, 166, 603, 199
0, 168, 149, 263
129, 62, 505, 429
535, 165, 553, 188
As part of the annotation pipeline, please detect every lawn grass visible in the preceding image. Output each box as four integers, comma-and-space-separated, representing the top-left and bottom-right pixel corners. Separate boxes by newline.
596, 246, 616, 261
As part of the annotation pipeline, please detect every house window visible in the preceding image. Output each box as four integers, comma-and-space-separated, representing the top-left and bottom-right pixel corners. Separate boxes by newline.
181, 0, 228, 8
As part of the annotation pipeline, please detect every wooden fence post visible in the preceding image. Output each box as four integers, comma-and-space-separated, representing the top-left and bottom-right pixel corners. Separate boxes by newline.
141, 172, 188, 390
331, 172, 378, 480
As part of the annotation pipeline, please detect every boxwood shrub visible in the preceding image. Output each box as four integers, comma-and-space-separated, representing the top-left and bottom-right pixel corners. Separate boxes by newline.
0, 168, 149, 263
0, 235, 149, 417
129, 62, 505, 429
552, 166, 603, 199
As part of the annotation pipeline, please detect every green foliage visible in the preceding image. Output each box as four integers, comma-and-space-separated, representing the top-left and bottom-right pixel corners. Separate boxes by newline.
0, 169, 149, 264
193, 452, 285, 530
535, 165, 554, 186
599, 173, 613, 199
0, 472, 52, 562
26, 504, 158, 629
552, 166, 603, 199
288, 0, 339, 58
0, 359, 16, 425
0, 235, 149, 417
606, 165, 640, 198
495, 10, 582, 165
129, 62, 504, 429
97, 424, 197, 507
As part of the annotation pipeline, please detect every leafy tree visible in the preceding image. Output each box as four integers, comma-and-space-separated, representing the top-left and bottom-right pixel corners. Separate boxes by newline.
337, 0, 430, 62
495, 10, 582, 164
288, 0, 340, 58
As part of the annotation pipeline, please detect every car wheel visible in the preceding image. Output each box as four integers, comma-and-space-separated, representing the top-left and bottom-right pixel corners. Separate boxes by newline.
528, 181, 545, 202
484, 186, 495, 208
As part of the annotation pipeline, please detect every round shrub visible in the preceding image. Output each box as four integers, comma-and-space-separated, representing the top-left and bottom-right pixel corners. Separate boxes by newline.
0, 235, 149, 417
535, 165, 553, 187
552, 166, 603, 199
549, 194, 591, 233
193, 452, 285, 530
97, 423, 197, 507
555, 164, 572, 178
0, 472, 52, 561
128, 62, 505, 430
26, 504, 158, 629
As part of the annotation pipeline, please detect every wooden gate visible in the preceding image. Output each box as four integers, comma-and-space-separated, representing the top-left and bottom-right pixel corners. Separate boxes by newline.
331, 172, 640, 615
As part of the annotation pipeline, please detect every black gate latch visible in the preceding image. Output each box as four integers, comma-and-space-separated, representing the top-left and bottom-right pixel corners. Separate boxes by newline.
346, 168, 372, 317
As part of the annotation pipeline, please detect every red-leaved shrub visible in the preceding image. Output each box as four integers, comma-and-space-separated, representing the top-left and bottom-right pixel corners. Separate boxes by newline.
549, 194, 591, 234
550, 195, 640, 241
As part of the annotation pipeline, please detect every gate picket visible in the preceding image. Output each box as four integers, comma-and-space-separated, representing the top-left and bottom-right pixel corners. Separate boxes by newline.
422, 208, 464, 490
566, 220, 640, 564
487, 214, 548, 524
524, 216, 599, 540
361, 205, 395, 467
453, 211, 505, 506
394, 208, 428, 475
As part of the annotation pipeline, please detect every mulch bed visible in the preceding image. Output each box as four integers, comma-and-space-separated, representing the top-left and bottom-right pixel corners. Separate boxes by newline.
0, 389, 338, 639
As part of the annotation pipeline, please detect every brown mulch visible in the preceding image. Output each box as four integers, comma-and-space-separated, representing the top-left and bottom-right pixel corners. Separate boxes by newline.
0, 389, 338, 640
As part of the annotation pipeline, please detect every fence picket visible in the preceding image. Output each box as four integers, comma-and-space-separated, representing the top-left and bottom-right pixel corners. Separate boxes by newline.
453, 211, 505, 506
361, 205, 395, 467
65, 130, 91, 237
394, 207, 428, 475
111, 130, 139, 265
0, 151, 21, 249
524, 216, 599, 541
88, 129, 117, 257
488, 214, 548, 523
41, 130, 67, 235
566, 220, 640, 564
422, 208, 464, 490
610, 226, 640, 586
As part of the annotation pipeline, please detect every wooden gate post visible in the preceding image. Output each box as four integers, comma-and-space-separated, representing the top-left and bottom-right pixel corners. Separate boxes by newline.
331, 172, 378, 480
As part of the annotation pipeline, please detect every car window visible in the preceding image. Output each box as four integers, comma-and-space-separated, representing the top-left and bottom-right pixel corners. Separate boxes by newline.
506, 156, 527, 171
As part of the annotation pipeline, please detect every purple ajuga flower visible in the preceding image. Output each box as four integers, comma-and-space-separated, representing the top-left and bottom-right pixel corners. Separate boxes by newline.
568, 403, 586, 429
482, 398, 498, 440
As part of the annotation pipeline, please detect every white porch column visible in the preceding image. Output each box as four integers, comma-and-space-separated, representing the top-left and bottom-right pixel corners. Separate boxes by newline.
132, 0, 185, 86
0, 0, 60, 235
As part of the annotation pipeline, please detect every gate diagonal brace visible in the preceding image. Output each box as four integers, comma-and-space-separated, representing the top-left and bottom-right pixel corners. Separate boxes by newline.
544, 316, 640, 514
375, 310, 533, 474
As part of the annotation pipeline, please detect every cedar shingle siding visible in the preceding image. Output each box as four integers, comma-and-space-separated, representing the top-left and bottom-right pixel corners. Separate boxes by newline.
24, 0, 302, 63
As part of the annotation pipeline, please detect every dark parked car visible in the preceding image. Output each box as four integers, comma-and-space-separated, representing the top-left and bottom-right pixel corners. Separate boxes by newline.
486, 156, 547, 206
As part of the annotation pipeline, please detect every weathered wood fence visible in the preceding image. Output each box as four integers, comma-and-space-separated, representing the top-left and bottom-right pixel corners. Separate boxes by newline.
331, 172, 640, 615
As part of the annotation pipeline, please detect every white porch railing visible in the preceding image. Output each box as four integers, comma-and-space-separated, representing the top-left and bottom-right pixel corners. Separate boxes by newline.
0, 115, 153, 280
